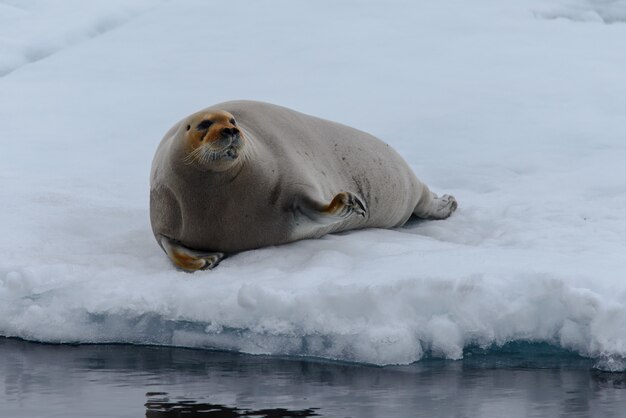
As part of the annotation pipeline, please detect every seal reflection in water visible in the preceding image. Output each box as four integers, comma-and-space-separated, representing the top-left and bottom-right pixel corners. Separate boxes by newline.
150, 100, 457, 271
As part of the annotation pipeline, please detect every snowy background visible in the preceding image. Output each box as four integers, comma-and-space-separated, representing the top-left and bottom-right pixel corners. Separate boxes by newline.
1, 0, 626, 370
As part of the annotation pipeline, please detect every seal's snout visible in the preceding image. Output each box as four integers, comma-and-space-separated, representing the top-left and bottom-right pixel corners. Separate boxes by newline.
226, 147, 238, 159
221, 127, 240, 139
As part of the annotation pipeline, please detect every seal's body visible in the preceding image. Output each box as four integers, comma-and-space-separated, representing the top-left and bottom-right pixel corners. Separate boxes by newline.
150, 100, 457, 271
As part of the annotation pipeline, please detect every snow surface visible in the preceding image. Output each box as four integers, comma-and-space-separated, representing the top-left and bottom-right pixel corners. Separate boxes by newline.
1, 0, 626, 369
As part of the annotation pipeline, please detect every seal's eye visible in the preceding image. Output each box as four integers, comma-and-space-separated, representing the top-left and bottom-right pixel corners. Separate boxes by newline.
186, 125, 190, 131
196, 120, 213, 130
229, 118, 236, 125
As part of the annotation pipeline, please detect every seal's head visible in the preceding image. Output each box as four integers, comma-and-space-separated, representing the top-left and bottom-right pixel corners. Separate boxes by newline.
182, 110, 245, 172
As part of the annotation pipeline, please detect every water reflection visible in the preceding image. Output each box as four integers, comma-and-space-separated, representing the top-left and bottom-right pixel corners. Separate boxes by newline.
145, 392, 319, 417
1, 338, 625, 418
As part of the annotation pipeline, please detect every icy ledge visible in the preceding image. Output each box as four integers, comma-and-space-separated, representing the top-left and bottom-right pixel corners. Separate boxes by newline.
1, 254, 625, 372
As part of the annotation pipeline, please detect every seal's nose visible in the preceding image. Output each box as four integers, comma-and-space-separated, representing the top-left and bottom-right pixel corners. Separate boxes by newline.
221, 127, 240, 138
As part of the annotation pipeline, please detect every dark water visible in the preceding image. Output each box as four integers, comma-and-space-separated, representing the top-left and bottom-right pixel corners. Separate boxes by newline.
1, 338, 625, 418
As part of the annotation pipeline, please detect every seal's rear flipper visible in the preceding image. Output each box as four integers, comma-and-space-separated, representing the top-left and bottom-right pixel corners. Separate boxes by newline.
412, 191, 458, 220
157, 234, 225, 272
295, 191, 367, 226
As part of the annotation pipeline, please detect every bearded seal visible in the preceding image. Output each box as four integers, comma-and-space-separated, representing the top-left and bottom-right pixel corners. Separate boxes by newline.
150, 100, 457, 271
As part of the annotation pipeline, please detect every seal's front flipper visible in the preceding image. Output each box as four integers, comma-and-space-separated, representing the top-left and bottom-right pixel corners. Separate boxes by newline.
296, 191, 367, 225
158, 234, 225, 272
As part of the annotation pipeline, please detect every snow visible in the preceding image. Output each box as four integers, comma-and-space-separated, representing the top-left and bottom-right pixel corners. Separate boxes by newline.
1, 0, 626, 369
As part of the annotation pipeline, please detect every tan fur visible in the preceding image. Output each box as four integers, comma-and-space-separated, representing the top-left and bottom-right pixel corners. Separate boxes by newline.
325, 194, 344, 214
171, 249, 206, 271
184, 111, 237, 151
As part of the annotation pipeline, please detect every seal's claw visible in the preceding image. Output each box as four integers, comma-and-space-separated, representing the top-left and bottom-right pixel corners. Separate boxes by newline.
326, 191, 368, 219
351, 194, 367, 217
171, 249, 225, 272
198, 252, 225, 270
158, 234, 225, 272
